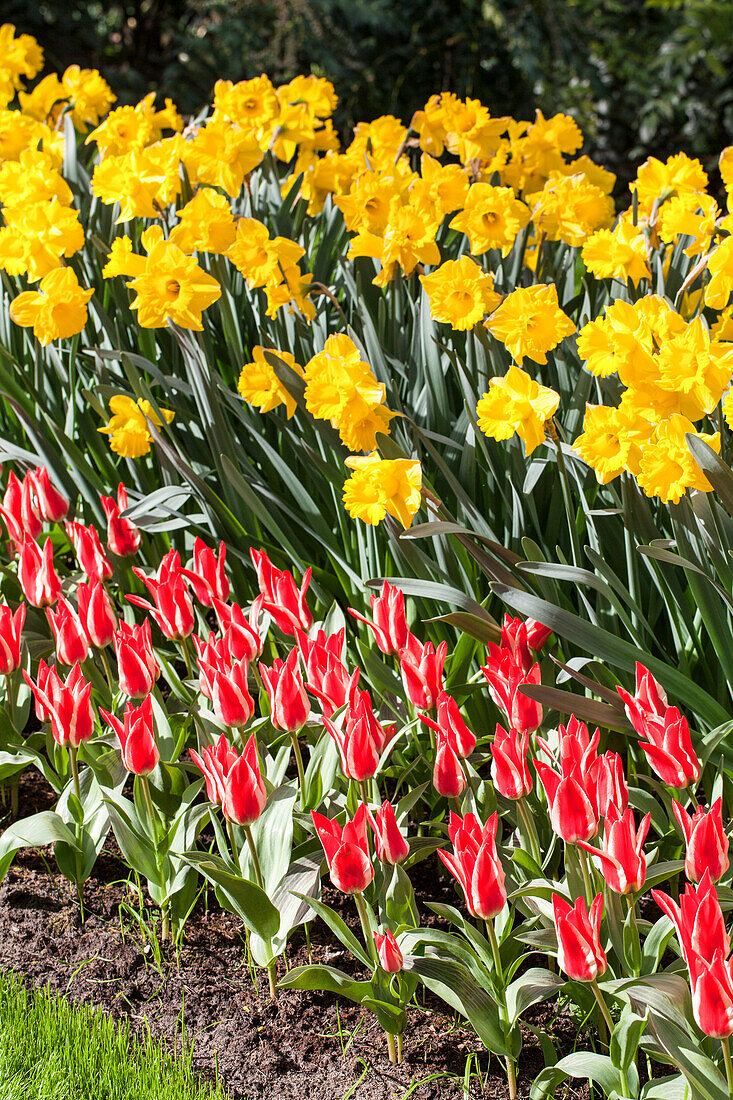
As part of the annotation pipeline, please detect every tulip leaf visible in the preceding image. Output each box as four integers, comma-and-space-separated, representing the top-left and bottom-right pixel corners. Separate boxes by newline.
0, 810, 80, 884
405, 956, 509, 1056
645, 1008, 729, 1100
505, 968, 564, 1028
530, 1052, 629, 1100
290, 892, 373, 969
180, 851, 280, 941
102, 794, 163, 888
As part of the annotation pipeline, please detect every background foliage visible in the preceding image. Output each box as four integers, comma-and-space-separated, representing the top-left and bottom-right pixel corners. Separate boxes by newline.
7, 0, 733, 191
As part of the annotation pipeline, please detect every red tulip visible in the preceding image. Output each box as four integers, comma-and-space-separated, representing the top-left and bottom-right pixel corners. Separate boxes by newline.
196, 641, 255, 729
534, 718, 599, 843
432, 729, 467, 798
4, 472, 40, 542
77, 579, 117, 648
325, 677, 391, 781
369, 801, 409, 864
298, 628, 351, 718
617, 664, 700, 789
250, 548, 312, 636
213, 597, 263, 662
421, 692, 475, 758
400, 633, 447, 710
181, 538, 229, 606
553, 893, 607, 982
129, 550, 194, 641
500, 614, 552, 672
100, 695, 159, 776
0, 603, 25, 674
100, 484, 141, 558
491, 724, 532, 800
672, 798, 730, 884
688, 950, 733, 1038
259, 647, 310, 732
191, 732, 267, 826
18, 535, 61, 607
24, 662, 94, 748
348, 581, 409, 656
311, 803, 373, 894
587, 750, 628, 818
375, 929, 404, 973
438, 811, 507, 920
481, 648, 543, 734
47, 597, 90, 665
31, 658, 52, 721
114, 618, 160, 698
65, 521, 114, 584
578, 805, 650, 895
30, 467, 68, 523
653, 870, 730, 967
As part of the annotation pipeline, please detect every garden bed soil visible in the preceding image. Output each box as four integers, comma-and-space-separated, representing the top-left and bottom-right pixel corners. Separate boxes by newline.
0, 769, 590, 1100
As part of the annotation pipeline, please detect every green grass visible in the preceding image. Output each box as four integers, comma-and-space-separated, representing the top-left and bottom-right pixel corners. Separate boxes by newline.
0, 969, 228, 1100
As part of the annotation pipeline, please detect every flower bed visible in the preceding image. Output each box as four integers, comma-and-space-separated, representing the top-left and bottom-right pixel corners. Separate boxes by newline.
2, 21, 733, 1100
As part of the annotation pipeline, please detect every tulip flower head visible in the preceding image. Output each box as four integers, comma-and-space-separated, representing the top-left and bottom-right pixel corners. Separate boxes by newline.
259, 647, 310, 732
578, 805, 650, 895
24, 662, 94, 748
181, 537, 229, 606
438, 811, 507, 920
0, 603, 25, 675
672, 798, 730, 884
114, 618, 160, 698
129, 549, 195, 641
100, 483, 141, 558
500, 614, 552, 672
311, 803, 373, 894
431, 728, 467, 798
421, 691, 476, 759
30, 466, 68, 523
100, 694, 159, 776
375, 929, 404, 973
491, 724, 533, 801
77, 579, 117, 648
47, 596, 90, 665
553, 893, 607, 982
65, 520, 114, 584
250, 547, 312, 636
617, 664, 700, 789
191, 732, 267, 826
298, 627, 351, 718
369, 801, 409, 865
348, 580, 409, 656
325, 676, 391, 781
214, 597, 263, 662
534, 717, 600, 844
481, 646, 543, 733
18, 534, 61, 607
400, 633, 447, 710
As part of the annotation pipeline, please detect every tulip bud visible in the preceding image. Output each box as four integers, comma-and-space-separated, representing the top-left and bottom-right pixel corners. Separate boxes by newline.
114, 619, 160, 698
65, 521, 114, 584
77, 579, 117, 648
311, 803, 373, 894
0, 603, 25, 675
325, 680, 389, 781
259, 648, 310, 732
553, 894, 607, 982
18, 535, 61, 607
438, 811, 507, 920
491, 724, 532, 800
688, 949, 733, 1037
369, 801, 409, 865
182, 538, 229, 606
47, 597, 90, 666
214, 597, 262, 662
250, 548, 312, 636
500, 614, 553, 672
672, 798, 730, 884
348, 581, 409, 656
24, 663, 94, 748
31, 467, 68, 523
100, 484, 141, 558
100, 695, 159, 776
481, 648, 543, 734
211, 658, 255, 729
588, 750, 628, 818
375, 929, 403, 973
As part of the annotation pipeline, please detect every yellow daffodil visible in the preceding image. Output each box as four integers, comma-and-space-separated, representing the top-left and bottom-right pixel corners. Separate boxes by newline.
476, 365, 559, 456
485, 283, 574, 364
342, 453, 422, 527
99, 396, 175, 458
304, 334, 394, 451
420, 255, 501, 330
169, 189, 236, 255
238, 347, 304, 418
528, 173, 614, 247
636, 415, 719, 504
449, 183, 530, 256
9, 267, 93, 345
582, 221, 650, 286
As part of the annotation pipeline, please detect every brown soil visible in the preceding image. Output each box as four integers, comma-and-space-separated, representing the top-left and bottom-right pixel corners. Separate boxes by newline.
0, 769, 591, 1100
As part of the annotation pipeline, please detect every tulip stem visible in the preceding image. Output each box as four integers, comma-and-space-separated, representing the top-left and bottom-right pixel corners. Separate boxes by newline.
590, 979, 614, 1036
354, 891, 377, 967
577, 845, 595, 908
396, 1031, 403, 1064
226, 820, 240, 867
359, 780, 370, 808
180, 635, 195, 685
517, 797, 541, 868
6, 673, 16, 731
140, 775, 157, 842
243, 825, 265, 890
385, 1032, 397, 1063
98, 646, 115, 700
290, 730, 307, 808
68, 745, 85, 923
722, 1037, 733, 1097
485, 919, 518, 1100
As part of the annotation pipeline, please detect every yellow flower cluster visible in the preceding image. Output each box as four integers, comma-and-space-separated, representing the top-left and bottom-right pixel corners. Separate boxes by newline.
574, 296, 730, 502
303, 334, 394, 452
228, 218, 314, 321
343, 454, 422, 528
98, 396, 175, 459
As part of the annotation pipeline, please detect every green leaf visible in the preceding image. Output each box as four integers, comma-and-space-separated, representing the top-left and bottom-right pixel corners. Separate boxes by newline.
405, 956, 508, 1056
180, 850, 280, 942
530, 1052, 626, 1100
505, 968, 564, 1028
290, 892, 372, 969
